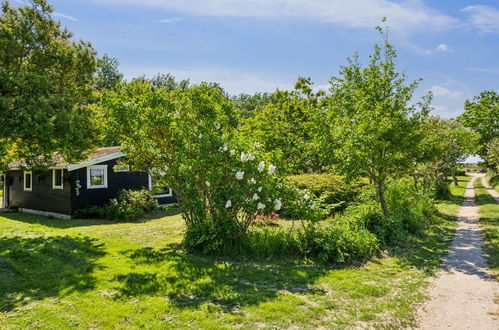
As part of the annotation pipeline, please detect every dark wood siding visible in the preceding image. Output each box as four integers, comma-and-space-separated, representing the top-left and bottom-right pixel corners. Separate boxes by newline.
156, 192, 177, 206
69, 159, 150, 213
6, 169, 72, 215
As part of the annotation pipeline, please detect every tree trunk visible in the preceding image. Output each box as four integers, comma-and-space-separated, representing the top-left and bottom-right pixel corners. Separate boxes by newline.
375, 181, 389, 216
451, 168, 458, 187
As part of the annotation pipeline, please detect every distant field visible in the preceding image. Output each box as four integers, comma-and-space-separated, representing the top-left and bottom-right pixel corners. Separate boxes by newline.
0, 178, 469, 329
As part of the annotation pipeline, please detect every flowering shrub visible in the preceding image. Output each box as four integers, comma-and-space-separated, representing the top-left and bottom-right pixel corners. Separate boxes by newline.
103, 82, 323, 253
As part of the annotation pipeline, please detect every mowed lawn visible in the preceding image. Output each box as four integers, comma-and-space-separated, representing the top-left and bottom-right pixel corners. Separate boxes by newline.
0, 178, 469, 329
474, 178, 499, 272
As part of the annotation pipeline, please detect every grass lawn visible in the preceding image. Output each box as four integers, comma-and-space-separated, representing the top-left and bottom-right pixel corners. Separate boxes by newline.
474, 178, 499, 272
0, 178, 469, 329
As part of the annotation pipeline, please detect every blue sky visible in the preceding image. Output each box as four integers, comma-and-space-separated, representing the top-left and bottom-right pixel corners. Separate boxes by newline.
17, 0, 499, 119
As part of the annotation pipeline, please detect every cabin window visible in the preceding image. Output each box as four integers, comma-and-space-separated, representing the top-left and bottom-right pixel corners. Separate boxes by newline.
24, 171, 32, 191
53, 169, 63, 189
87, 165, 108, 189
148, 174, 172, 197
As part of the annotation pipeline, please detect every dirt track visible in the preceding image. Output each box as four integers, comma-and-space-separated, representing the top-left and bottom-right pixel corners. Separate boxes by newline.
418, 174, 498, 329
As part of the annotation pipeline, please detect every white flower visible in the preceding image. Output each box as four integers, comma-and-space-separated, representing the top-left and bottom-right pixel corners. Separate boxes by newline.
218, 143, 228, 152
309, 203, 316, 210
235, 171, 245, 180
247, 153, 255, 161
257, 202, 266, 210
225, 200, 232, 208
230, 149, 236, 156
307, 168, 313, 173
240, 152, 249, 162
257, 161, 265, 172
214, 123, 221, 130
274, 199, 282, 211
198, 133, 203, 139
304, 193, 310, 201
123, 102, 131, 107
257, 186, 263, 192
205, 181, 210, 187
268, 164, 276, 174
252, 193, 260, 201
249, 177, 256, 184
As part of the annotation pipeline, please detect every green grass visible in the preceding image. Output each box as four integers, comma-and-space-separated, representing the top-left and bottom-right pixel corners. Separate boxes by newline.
474, 178, 499, 272
0, 180, 468, 329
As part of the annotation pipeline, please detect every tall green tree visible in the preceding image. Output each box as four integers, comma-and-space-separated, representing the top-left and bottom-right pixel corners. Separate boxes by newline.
459, 90, 499, 159
487, 138, 499, 172
324, 26, 431, 215
241, 77, 326, 174
0, 0, 99, 166
231, 92, 274, 118
93, 54, 123, 91
415, 116, 478, 195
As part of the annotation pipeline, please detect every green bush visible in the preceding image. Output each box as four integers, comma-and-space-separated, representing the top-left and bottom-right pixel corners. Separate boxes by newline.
106, 189, 158, 222
288, 173, 365, 205
75, 190, 158, 221
285, 173, 365, 218
345, 180, 436, 247
296, 222, 379, 264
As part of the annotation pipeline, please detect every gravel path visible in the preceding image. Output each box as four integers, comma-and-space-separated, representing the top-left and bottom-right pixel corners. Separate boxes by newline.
418, 174, 499, 329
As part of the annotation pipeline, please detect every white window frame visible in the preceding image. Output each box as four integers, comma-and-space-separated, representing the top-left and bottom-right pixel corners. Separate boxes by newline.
23, 171, 32, 192
148, 174, 172, 198
52, 169, 64, 190
87, 165, 108, 189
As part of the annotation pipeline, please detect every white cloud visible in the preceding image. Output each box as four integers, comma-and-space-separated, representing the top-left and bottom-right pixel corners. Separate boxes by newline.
158, 17, 181, 23
462, 5, 499, 33
52, 12, 78, 22
430, 85, 463, 99
98, 0, 457, 34
120, 65, 294, 94
436, 43, 449, 52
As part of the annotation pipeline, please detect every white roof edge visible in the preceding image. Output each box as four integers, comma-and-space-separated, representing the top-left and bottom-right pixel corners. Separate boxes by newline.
67, 152, 125, 171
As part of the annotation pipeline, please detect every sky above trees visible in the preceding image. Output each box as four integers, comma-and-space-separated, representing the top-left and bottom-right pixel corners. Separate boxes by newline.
13, 0, 499, 119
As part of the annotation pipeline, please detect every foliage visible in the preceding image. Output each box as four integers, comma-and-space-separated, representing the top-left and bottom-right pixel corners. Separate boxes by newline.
0, 0, 99, 167
345, 179, 436, 247
288, 173, 365, 206
322, 25, 430, 215
414, 116, 478, 194
75, 189, 158, 221
241, 77, 327, 173
486, 137, 499, 171
459, 90, 499, 158
106, 189, 158, 222
102, 81, 322, 252
93, 54, 123, 91
146, 73, 190, 91
230, 92, 275, 118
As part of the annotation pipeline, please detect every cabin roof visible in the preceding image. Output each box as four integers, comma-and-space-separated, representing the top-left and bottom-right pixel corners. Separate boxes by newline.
8, 147, 122, 170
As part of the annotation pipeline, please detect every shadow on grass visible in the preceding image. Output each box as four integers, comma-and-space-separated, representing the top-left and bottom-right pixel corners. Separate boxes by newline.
0, 235, 106, 311
0, 207, 181, 229
388, 212, 457, 275
116, 245, 327, 312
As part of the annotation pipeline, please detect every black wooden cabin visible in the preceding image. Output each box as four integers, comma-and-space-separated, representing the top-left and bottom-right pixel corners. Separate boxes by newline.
2, 147, 176, 219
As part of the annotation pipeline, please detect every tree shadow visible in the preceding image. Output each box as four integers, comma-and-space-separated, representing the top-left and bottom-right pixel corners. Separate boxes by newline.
0, 235, 106, 311
388, 214, 457, 275
115, 245, 328, 313
0, 208, 181, 229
